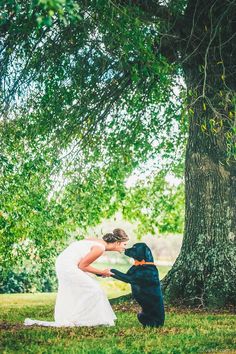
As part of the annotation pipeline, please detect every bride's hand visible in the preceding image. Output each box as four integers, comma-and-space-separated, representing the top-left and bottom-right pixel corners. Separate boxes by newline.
101, 268, 114, 277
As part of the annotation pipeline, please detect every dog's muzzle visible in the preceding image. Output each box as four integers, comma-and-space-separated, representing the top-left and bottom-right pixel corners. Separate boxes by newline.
124, 248, 132, 256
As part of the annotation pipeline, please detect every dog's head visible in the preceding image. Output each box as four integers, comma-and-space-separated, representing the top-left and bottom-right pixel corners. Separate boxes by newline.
124, 243, 154, 262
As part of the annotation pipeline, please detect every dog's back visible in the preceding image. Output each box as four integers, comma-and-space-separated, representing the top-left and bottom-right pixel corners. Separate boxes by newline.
111, 242, 165, 327
128, 265, 165, 326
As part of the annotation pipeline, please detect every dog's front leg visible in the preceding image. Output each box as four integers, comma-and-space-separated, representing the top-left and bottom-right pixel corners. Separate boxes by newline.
110, 269, 133, 284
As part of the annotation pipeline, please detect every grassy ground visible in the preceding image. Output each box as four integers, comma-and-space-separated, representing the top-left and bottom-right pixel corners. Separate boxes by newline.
0, 268, 235, 353
1, 290, 235, 354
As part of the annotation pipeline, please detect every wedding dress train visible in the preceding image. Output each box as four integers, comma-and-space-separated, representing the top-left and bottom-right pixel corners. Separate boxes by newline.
24, 240, 117, 327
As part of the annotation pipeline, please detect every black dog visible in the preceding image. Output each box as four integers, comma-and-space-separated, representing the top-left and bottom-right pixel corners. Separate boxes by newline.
111, 242, 165, 327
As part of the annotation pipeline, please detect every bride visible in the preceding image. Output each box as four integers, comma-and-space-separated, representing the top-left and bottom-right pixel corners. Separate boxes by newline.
24, 228, 129, 327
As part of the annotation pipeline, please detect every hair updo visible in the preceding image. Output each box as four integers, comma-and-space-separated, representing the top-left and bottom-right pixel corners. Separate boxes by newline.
102, 228, 129, 243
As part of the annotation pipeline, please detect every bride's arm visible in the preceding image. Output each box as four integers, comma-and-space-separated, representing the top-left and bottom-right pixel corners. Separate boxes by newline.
78, 246, 113, 276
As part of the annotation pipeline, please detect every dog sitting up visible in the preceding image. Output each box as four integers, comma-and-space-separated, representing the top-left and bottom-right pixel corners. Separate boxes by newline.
111, 242, 165, 327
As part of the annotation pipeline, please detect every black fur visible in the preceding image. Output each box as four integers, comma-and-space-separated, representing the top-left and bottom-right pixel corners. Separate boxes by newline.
111, 242, 165, 327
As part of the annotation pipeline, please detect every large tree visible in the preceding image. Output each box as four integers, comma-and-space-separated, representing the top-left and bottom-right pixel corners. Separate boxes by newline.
0, 0, 235, 307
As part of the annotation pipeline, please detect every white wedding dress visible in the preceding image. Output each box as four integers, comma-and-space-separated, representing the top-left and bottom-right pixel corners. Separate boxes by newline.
24, 240, 117, 327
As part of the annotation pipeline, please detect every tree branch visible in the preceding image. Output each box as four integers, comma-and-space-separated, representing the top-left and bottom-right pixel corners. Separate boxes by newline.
115, 0, 185, 63
118, 0, 172, 20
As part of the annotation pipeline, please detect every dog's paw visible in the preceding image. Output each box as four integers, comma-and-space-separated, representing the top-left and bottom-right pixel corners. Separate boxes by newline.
110, 268, 118, 274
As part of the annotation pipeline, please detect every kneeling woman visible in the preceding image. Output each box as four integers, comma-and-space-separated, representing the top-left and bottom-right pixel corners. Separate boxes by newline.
24, 229, 129, 327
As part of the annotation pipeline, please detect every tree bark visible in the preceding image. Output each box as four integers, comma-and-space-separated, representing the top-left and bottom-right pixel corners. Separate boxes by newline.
162, 0, 236, 308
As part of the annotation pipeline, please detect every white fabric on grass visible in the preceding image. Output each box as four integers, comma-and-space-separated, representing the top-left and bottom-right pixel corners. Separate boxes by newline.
24, 240, 116, 327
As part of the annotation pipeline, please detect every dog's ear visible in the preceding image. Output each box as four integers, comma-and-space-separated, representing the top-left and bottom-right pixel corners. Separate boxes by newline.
144, 245, 154, 262
133, 243, 145, 261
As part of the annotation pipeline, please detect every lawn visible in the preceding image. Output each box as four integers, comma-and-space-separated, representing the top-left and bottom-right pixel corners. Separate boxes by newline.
1, 289, 235, 354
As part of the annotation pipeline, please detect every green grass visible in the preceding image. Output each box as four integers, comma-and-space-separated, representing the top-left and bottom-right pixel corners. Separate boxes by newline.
1, 291, 235, 354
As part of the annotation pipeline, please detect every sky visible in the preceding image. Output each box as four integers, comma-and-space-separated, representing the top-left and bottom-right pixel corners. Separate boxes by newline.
125, 153, 182, 188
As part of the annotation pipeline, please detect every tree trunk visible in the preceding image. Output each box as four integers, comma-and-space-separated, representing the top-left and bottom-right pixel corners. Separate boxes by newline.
162, 0, 236, 308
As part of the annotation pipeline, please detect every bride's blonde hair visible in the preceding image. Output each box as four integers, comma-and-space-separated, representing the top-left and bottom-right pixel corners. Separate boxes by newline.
102, 229, 129, 243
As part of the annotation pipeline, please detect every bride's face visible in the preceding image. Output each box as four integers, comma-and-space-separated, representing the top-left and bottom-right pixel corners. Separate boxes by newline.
113, 241, 128, 252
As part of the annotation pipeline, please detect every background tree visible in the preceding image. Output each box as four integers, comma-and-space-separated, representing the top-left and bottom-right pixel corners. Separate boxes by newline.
0, 0, 235, 307
123, 172, 184, 238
